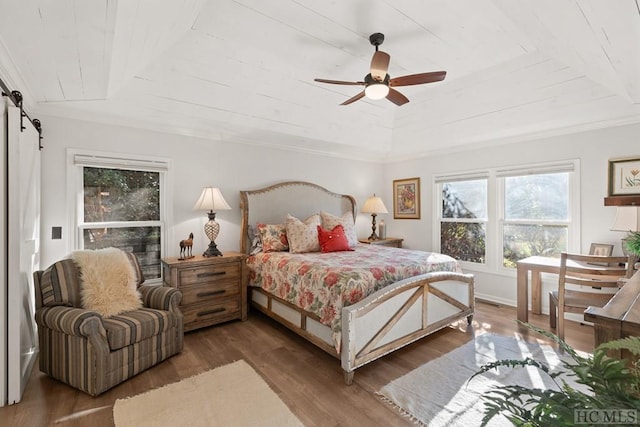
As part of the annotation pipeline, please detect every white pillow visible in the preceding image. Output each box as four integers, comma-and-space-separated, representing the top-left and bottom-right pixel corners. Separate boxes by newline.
320, 211, 358, 248
285, 214, 321, 253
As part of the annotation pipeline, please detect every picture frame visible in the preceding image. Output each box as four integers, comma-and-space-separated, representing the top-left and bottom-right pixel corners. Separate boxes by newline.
589, 243, 614, 257
393, 177, 420, 219
608, 157, 640, 196
588, 243, 614, 266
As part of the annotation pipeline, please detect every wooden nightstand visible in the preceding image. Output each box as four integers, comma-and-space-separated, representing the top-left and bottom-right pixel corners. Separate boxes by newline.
161, 253, 247, 332
358, 237, 404, 248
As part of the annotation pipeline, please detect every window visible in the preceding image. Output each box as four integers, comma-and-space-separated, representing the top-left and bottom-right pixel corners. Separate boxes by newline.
70, 151, 170, 282
435, 161, 579, 271
501, 171, 570, 268
440, 178, 487, 263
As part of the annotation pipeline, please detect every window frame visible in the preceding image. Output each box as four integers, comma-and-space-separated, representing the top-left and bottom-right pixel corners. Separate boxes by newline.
439, 175, 490, 266
67, 149, 173, 284
433, 160, 581, 276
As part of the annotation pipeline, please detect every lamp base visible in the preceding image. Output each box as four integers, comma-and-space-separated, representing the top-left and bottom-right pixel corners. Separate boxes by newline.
368, 213, 379, 241
203, 240, 223, 257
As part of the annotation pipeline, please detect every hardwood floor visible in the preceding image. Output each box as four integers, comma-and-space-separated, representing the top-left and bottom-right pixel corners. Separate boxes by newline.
1, 301, 594, 427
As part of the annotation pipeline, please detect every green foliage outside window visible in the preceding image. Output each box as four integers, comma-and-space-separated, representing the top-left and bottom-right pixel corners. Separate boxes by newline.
82, 167, 162, 279
83, 167, 160, 223
441, 183, 486, 263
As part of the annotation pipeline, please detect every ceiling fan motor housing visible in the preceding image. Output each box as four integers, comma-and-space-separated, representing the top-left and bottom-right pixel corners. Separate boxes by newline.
369, 33, 385, 48
369, 33, 384, 47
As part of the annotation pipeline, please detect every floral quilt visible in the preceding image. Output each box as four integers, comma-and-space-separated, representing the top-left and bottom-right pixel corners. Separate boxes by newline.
247, 244, 462, 353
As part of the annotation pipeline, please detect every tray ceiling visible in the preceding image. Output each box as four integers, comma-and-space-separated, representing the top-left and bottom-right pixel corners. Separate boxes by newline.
1, 0, 638, 161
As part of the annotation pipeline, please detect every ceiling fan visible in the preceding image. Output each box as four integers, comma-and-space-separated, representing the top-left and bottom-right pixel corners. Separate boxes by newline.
314, 33, 446, 106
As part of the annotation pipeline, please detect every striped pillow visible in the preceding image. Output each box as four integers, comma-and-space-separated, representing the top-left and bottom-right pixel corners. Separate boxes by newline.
39, 259, 82, 307
124, 252, 145, 286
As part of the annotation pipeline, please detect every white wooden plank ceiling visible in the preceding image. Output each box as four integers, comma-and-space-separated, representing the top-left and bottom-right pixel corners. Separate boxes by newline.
0, 0, 638, 161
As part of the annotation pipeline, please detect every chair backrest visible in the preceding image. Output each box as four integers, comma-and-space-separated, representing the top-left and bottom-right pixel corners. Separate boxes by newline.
558, 252, 634, 294
34, 251, 145, 310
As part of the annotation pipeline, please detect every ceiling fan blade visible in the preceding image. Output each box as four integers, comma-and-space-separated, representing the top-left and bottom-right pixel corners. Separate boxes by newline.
340, 91, 366, 105
314, 78, 365, 86
386, 88, 409, 106
389, 71, 446, 87
370, 51, 390, 81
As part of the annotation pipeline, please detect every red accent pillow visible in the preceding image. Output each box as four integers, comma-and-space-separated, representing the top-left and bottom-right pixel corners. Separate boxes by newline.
317, 225, 352, 253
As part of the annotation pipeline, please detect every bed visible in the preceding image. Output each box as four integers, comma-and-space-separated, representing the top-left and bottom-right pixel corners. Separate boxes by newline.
240, 181, 474, 384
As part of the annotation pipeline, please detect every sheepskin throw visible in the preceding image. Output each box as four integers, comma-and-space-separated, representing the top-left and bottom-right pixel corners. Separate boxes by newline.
72, 247, 142, 318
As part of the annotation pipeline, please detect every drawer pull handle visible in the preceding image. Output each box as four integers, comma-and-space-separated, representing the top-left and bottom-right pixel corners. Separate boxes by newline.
197, 308, 226, 317
197, 290, 226, 297
197, 271, 226, 278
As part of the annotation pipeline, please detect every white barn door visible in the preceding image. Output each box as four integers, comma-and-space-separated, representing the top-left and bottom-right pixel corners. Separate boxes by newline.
0, 97, 7, 406
6, 104, 40, 404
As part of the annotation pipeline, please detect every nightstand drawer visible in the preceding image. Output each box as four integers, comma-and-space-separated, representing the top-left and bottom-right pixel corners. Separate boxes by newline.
180, 280, 240, 306
182, 298, 241, 329
178, 262, 240, 286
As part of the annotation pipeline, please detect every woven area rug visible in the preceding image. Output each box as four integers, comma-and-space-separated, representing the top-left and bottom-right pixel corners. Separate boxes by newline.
378, 333, 584, 427
113, 360, 303, 427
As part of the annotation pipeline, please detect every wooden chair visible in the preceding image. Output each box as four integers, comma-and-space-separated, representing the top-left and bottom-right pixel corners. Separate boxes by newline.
549, 252, 634, 342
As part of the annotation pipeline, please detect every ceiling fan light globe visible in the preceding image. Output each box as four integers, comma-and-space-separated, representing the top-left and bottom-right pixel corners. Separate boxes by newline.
365, 83, 389, 100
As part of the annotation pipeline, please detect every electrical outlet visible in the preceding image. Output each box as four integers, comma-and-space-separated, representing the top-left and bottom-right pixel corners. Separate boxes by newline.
52, 226, 62, 239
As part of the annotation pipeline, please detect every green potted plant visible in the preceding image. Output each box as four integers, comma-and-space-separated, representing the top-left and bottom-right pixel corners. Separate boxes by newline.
625, 231, 640, 258
469, 323, 640, 426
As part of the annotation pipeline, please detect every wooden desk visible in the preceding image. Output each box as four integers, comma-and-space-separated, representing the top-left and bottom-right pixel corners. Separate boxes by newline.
516, 256, 563, 322
584, 270, 640, 355
517, 256, 630, 323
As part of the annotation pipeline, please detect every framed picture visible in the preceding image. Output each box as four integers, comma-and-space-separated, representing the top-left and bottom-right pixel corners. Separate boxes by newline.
608, 157, 640, 196
393, 177, 420, 219
589, 243, 614, 257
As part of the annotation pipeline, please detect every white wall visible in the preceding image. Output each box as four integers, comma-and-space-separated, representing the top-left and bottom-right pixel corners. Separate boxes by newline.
38, 115, 637, 313
383, 123, 637, 311
38, 116, 384, 268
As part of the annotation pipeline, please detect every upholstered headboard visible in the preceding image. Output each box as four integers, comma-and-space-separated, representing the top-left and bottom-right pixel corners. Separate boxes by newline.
239, 181, 357, 254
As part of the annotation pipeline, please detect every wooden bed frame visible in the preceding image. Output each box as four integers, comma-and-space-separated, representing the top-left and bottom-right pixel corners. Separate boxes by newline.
240, 181, 474, 384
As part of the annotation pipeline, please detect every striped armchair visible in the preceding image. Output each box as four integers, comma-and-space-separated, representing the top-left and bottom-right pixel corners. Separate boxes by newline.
33, 253, 183, 396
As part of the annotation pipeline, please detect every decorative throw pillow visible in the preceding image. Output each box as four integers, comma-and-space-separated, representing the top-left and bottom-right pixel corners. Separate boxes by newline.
285, 213, 321, 253
72, 247, 142, 318
248, 225, 263, 255
317, 225, 352, 253
320, 211, 358, 248
256, 223, 289, 252
123, 251, 145, 286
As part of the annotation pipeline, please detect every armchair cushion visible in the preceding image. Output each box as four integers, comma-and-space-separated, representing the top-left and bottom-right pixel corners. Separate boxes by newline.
103, 308, 178, 351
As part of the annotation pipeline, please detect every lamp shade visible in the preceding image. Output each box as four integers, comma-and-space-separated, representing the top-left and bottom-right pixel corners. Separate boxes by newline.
193, 187, 231, 212
364, 84, 389, 100
611, 207, 640, 232
361, 194, 388, 214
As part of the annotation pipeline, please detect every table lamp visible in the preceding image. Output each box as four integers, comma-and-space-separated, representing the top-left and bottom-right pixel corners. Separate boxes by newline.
361, 194, 388, 240
193, 187, 232, 257
611, 206, 640, 256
